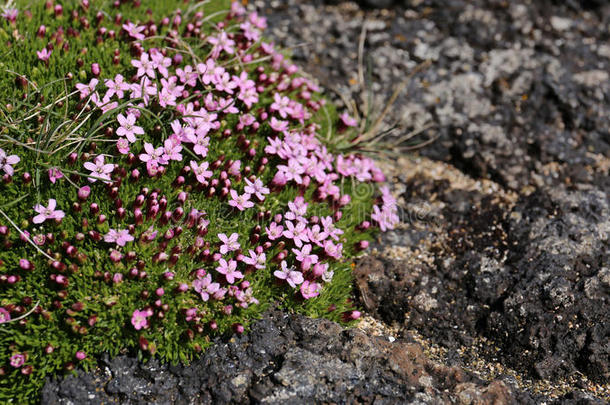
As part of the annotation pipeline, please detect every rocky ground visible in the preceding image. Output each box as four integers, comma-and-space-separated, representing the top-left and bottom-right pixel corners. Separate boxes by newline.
43, 0, 609, 403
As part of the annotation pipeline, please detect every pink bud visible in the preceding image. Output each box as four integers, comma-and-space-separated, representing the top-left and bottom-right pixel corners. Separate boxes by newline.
272, 171, 287, 186
312, 263, 326, 278
91, 63, 101, 77
356, 240, 369, 251
358, 221, 371, 231
75, 351, 86, 361
109, 250, 123, 263
78, 186, 91, 200
19, 259, 32, 270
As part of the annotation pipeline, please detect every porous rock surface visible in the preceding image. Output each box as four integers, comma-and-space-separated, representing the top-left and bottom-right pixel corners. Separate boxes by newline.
42, 308, 587, 404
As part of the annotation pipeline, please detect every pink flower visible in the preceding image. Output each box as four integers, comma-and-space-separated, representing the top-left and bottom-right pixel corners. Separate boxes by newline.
323, 240, 343, 260
270, 116, 289, 132
321, 216, 344, 241
117, 138, 130, 154
270, 93, 293, 119
238, 86, 259, 108
238, 114, 256, 129
216, 258, 243, 284
285, 196, 308, 221
277, 159, 304, 184
244, 177, 270, 201
75, 78, 99, 99
265, 222, 283, 240
185, 307, 197, 322
161, 76, 184, 97
150, 48, 172, 78
218, 232, 240, 255
105, 74, 129, 99
75, 351, 87, 361
176, 65, 198, 87
36, 48, 52, 63
1, 8, 18, 23
230, 1, 246, 16
242, 249, 266, 270
122, 21, 145, 40
131, 309, 150, 330
0, 148, 20, 176
48, 167, 63, 184
228, 160, 241, 176
130, 77, 157, 105
139, 143, 166, 169
283, 221, 309, 247
300, 280, 321, 299
190, 133, 210, 157
0, 307, 10, 323
10, 353, 25, 368
371, 205, 399, 232
84, 155, 114, 183
131, 52, 155, 78
292, 244, 318, 270
212, 71, 238, 94
104, 229, 134, 247
32, 199, 65, 224
273, 261, 303, 288
190, 160, 212, 183
307, 225, 328, 247
340, 112, 357, 127
162, 137, 182, 162
208, 31, 235, 59
248, 11, 267, 29
192, 273, 220, 301
116, 113, 143, 143
228, 190, 254, 211
240, 20, 261, 42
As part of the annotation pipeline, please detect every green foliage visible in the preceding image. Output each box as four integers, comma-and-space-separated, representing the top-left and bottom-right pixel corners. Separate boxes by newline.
0, 1, 383, 403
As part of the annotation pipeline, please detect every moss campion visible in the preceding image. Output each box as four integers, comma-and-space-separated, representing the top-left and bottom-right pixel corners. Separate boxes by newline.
0, 0, 397, 402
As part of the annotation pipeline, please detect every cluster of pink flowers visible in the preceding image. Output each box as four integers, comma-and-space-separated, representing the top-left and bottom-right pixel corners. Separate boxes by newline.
372, 186, 400, 232
62, 3, 398, 321
2, 3, 399, 368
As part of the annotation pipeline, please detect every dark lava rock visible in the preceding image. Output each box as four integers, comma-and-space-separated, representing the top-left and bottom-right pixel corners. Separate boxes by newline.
354, 182, 609, 383
492, 187, 609, 382
258, 0, 610, 191
43, 308, 547, 404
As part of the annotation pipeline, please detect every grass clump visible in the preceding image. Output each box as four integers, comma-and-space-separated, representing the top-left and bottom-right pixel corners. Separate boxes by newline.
0, 0, 399, 402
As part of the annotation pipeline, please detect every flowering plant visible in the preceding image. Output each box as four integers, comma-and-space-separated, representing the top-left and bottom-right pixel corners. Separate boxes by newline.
0, 0, 398, 402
